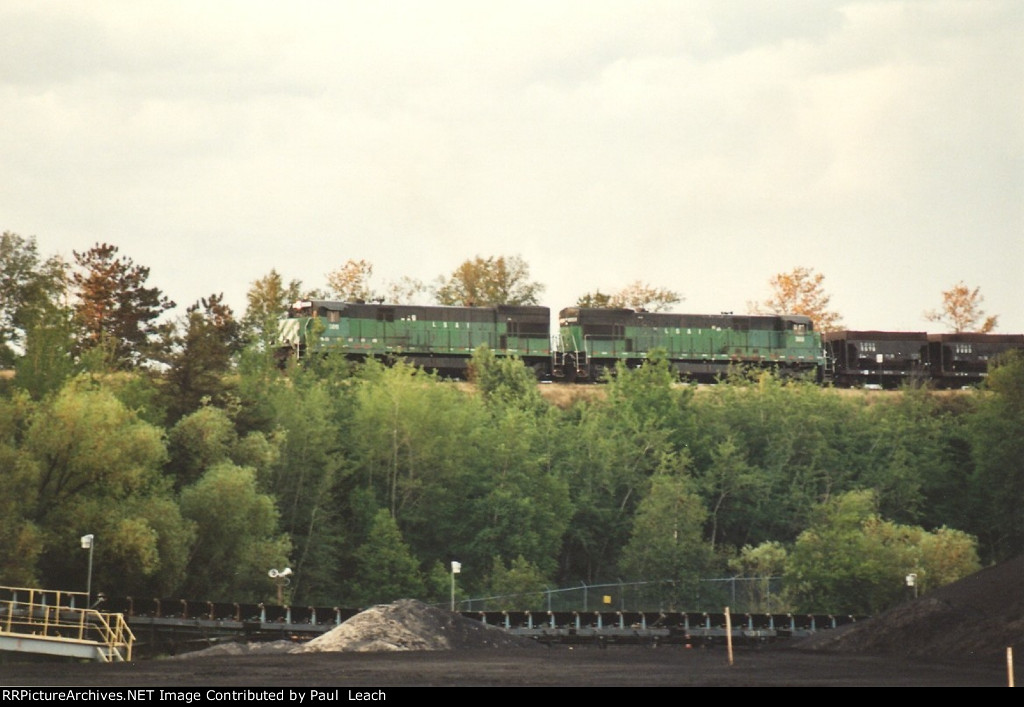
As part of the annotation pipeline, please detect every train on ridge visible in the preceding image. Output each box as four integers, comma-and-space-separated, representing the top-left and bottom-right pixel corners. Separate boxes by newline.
276, 299, 1024, 388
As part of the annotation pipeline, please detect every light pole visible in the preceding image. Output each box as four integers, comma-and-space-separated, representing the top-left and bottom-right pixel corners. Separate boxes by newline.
268, 567, 293, 605
450, 561, 461, 612
905, 572, 918, 599
80, 534, 94, 607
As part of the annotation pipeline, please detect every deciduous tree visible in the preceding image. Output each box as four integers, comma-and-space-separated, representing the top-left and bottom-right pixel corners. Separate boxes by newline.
785, 490, 980, 614
575, 290, 614, 308
618, 461, 711, 609
179, 462, 291, 600
924, 281, 997, 333
749, 266, 842, 332
243, 269, 303, 342
0, 232, 66, 367
434, 255, 543, 306
575, 281, 682, 311
468, 345, 544, 411
484, 555, 549, 611
18, 379, 190, 593
383, 275, 427, 305
326, 259, 376, 302
325, 259, 426, 304
728, 542, 791, 613
967, 349, 1024, 560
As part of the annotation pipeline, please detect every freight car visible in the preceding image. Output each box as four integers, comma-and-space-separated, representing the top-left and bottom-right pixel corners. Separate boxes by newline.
925, 333, 1024, 387
824, 331, 929, 389
555, 307, 825, 382
825, 330, 1024, 388
277, 299, 552, 377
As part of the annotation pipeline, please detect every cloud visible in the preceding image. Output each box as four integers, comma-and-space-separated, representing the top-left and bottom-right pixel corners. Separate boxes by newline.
0, 1, 1020, 333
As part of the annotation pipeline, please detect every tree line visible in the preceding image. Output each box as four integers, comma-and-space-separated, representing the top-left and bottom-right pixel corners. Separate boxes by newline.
0, 232, 1017, 615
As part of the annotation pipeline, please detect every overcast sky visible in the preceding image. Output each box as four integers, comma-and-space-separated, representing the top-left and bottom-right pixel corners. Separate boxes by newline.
2, 1, 1021, 333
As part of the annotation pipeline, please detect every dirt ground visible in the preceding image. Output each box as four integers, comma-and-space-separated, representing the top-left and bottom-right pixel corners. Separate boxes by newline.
3, 556, 1021, 687
1, 644, 1012, 687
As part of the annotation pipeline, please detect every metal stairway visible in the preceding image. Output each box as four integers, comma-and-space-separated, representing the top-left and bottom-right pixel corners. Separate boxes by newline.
0, 586, 134, 662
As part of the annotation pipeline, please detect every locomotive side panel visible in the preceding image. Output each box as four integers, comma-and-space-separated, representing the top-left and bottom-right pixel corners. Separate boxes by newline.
279, 300, 550, 376
557, 308, 824, 383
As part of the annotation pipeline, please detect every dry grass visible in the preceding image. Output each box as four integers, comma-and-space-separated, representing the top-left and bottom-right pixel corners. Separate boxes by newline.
538, 383, 607, 408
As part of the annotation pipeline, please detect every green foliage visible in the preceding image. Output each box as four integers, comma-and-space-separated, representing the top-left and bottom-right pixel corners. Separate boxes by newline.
423, 560, 467, 606
11, 379, 193, 593
242, 269, 303, 345
464, 408, 571, 579
13, 312, 75, 400
349, 509, 425, 606
618, 458, 711, 609
163, 293, 243, 421
690, 375, 862, 545
434, 255, 543, 306
698, 437, 767, 549
2, 282, 1012, 615
167, 405, 238, 487
258, 366, 350, 603
0, 232, 66, 368
485, 555, 549, 611
858, 387, 953, 524
728, 542, 791, 613
23, 379, 168, 517
785, 490, 980, 614
0, 393, 44, 585
179, 462, 291, 600
559, 352, 695, 582
350, 360, 476, 522
54, 493, 194, 597
469, 345, 544, 412
967, 349, 1024, 560
786, 490, 891, 613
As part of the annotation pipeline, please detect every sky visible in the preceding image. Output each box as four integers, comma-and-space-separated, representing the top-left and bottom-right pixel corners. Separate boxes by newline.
2, 1, 1021, 333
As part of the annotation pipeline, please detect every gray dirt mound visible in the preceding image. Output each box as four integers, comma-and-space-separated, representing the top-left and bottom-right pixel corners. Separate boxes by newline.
294, 599, 539, 653
169, 640, 298, 659
795, 554, 1024, 660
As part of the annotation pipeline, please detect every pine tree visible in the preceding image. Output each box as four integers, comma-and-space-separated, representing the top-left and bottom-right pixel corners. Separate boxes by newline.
71, 243, 175, 368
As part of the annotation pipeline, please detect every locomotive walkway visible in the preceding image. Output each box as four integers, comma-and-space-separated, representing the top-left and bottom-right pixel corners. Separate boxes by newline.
0, 586, 134, 662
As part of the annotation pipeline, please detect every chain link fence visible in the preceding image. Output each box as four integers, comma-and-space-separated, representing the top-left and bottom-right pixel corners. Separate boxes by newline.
457, 576, 787, 614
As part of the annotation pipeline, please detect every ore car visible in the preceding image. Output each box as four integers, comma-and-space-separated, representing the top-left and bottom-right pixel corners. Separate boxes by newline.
925, 333, 1024, 387
823, 331, 930, 389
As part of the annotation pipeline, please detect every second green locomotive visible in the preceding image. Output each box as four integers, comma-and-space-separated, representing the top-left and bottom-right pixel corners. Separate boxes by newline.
555, 307, 825, 382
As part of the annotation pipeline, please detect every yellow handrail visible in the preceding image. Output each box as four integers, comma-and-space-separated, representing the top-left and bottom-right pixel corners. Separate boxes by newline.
0, 585, 134, 661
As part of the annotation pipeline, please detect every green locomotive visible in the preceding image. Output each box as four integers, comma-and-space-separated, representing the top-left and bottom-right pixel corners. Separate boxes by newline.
278, 300, 552, 377
278, 301, 826, 383
555, 307, 825, 382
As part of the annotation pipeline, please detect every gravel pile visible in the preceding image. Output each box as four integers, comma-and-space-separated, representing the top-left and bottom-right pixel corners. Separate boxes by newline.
795, 554, 1024, 660
294, 599, 538, 653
